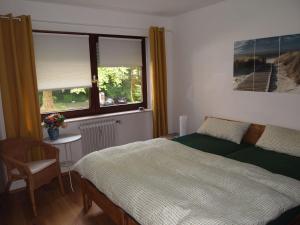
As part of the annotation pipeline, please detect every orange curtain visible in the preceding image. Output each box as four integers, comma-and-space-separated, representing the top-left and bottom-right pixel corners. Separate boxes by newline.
149, 27, 168, 138
0, 15, 42, 157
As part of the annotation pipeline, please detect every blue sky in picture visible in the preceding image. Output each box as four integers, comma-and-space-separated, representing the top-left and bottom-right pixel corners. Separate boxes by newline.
255, 37, 279, 56
234, 40, 254, 56
234, 33, 300, 56
281, 34, 300, 53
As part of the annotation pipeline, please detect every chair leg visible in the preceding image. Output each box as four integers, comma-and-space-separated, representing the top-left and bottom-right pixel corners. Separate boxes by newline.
87, 198, 92, 209
83, 193, 92, 213
80, 178, 92, 213
58, 173, 65, 195
28, 185, 38, 217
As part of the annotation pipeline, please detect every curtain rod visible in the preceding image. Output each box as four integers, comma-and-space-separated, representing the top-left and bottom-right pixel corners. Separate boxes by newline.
0, 16, 22, 21
32, 19, 172, 33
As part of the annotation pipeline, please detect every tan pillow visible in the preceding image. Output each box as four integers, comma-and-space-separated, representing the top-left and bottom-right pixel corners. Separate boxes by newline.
197, 118, 250, 144
256, 125, 300, 157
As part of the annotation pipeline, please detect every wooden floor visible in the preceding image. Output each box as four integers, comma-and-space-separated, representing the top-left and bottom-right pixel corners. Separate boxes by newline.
0, 177, 116, 225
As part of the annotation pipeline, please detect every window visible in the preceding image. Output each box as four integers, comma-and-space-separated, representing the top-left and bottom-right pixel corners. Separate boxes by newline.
34, 33, 91, 114
97, 37, 144, 107
33, 31, 147, 118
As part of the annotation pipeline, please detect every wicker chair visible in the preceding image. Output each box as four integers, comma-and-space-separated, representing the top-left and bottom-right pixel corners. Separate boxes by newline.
0, 138, 65, 216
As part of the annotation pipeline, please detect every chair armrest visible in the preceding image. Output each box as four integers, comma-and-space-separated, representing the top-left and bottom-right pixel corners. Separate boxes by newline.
1, 155, 31, 176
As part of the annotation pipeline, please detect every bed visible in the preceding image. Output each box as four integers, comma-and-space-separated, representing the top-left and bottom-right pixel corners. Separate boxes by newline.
73, 120, 300, 225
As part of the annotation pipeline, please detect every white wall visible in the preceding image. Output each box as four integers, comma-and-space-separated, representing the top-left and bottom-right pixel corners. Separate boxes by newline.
172, 0, 300, 133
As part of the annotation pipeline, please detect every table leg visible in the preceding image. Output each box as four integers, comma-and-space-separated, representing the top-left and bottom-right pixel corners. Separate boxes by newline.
64, 143, 68, 162
62, 143, 74, 192
68, 143, 74, 192
69, 142, 73, 162
68, 168, 75, 192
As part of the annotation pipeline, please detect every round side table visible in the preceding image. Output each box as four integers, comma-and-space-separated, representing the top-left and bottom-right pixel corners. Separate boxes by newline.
44, 134, 81, 192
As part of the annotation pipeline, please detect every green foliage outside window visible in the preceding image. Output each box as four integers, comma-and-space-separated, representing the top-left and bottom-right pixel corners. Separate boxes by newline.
39, 88, 89, 113
39, 66, 142, 113
98, 66, 142, 103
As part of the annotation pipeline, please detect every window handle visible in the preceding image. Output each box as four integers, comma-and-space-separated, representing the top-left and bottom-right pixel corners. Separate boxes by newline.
92, 75, 98, 84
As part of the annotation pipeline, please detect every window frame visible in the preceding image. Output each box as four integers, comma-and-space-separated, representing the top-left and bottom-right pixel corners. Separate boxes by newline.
34, 30, 147, 119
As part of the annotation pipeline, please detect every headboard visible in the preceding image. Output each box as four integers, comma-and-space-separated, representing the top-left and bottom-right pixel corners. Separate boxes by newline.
205, 116, 265, 145
243, 123, 265, 145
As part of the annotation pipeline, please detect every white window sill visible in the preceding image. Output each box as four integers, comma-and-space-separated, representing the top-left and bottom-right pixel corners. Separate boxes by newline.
64, 109, 152, 123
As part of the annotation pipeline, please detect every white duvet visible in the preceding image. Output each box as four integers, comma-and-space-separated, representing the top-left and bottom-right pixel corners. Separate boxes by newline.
73, 138, 300, 225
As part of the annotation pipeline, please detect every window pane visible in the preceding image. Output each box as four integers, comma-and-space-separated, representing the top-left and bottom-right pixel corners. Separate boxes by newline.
39, 88, 90, 113
98, 67, 142, 106
33, 33, 92, 91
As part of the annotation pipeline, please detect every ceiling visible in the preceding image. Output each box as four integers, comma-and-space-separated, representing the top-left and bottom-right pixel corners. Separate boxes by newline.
25, 0, 225, 16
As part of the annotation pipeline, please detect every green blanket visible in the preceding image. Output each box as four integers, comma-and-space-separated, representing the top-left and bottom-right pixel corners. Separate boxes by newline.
227, 146, 300, 181
173, 133, 251, 156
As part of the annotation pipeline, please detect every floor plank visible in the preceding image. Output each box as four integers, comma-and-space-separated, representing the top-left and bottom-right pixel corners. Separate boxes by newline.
0, 178, 115, 225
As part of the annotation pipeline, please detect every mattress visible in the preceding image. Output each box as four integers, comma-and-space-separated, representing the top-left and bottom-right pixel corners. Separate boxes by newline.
174, 133, 300, 225
74, 138, 300, 225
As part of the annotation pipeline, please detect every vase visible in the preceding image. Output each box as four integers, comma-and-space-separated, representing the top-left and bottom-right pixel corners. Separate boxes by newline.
47, 127, 59, 140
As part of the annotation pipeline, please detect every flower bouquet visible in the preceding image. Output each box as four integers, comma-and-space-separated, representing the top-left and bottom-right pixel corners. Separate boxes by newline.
43, 113, 66, 140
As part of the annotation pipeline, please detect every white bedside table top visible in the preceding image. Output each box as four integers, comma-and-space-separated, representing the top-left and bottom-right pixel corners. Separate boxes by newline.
44, 134, 81, 145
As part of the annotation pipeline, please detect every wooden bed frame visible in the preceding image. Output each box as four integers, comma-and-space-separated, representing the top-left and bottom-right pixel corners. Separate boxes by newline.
75, 118, 300, 225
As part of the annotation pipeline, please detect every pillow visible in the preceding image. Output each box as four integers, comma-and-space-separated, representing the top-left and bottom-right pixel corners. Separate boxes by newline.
197, 118, 250, 144
256, 125, 300, 157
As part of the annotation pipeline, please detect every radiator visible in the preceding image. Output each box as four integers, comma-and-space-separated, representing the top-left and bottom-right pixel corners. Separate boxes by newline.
79, 119, 119, 155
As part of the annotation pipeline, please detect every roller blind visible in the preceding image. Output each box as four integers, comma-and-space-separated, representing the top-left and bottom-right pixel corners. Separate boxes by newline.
98, 37, 142, 67
33, 33, 92, 91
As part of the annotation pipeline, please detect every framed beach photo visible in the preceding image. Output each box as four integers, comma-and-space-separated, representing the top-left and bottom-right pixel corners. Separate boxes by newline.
233, 33, 300, 94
